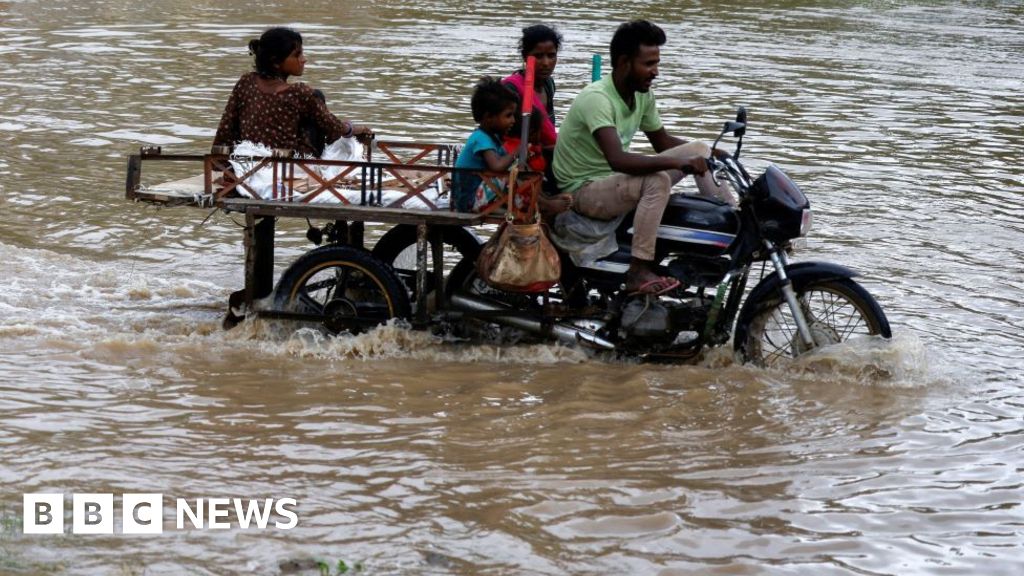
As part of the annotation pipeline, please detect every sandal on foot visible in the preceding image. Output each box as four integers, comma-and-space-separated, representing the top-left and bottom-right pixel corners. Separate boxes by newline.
627, 276, 681, 296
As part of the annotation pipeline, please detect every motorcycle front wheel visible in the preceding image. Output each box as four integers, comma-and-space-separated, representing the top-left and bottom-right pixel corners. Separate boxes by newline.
273, 245, 411, 334
735, 278, 890, 367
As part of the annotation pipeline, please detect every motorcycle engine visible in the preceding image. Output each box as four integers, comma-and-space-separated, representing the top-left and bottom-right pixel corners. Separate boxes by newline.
620, 296, 674, 341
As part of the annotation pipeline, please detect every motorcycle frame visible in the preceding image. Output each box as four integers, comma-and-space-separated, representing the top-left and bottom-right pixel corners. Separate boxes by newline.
702, 143, 817, 350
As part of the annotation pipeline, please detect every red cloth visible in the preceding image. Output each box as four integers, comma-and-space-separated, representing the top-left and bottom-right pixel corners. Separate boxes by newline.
503, 137, 545, 171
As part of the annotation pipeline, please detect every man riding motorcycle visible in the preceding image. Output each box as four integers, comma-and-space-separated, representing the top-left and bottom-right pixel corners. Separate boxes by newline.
552, 19, 736, 296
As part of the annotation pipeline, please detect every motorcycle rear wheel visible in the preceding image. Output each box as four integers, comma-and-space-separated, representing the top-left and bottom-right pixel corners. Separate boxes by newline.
273, 245, 411, 334
371, 224, 481, 309
736, 278, 890, 367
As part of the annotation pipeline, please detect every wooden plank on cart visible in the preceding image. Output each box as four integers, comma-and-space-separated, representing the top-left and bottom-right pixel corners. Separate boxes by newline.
219, 197, 487, 227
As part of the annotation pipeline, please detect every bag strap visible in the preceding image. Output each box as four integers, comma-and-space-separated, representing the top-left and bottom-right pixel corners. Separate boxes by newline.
506, 165, 518, 222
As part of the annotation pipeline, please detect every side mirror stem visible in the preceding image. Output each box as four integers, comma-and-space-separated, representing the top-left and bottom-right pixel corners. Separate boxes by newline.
711, 125, 727, 155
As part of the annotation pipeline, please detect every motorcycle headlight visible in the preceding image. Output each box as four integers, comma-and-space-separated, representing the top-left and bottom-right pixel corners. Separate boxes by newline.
799, 208, 813, 237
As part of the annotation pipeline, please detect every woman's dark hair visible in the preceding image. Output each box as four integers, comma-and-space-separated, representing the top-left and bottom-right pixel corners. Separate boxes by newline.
248, 27, 303, 77
518, 24, 562, 59
470, 77, 518, 123
610, 20, 666, 67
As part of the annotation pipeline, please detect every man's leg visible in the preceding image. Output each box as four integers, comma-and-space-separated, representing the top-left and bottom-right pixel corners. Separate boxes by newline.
574, 171, 672, 261
656, 141, 736, 205
574, 171, 676, 292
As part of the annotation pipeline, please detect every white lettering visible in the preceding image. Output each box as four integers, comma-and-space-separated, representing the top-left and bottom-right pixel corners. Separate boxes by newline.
176, 498, 204, 529
24, 493, 298, 533
274, 498, 298, 529
207, 498, 231, 529
233, 498, 274, 529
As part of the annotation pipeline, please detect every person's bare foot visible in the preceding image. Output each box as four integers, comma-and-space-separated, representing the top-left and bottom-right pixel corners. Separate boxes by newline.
538, 193, 573, 218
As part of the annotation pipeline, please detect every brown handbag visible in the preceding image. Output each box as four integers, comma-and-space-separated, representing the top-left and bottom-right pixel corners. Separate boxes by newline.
475, 170, 561, 293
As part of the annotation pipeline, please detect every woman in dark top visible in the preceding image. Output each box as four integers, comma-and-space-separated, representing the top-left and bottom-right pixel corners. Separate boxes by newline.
213, 27, 372, 156
503, 24, 571, 212
502, 24, 562, 151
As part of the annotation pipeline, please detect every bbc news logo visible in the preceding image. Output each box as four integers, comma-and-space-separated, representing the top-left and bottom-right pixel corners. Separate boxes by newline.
23, 493, 298, 534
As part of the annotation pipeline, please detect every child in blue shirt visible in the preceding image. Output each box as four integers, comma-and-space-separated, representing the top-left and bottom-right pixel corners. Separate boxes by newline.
454, 77, 519, 212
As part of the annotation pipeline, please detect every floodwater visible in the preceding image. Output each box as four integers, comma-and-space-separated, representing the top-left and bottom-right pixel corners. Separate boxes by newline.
1, 0, 1023, 574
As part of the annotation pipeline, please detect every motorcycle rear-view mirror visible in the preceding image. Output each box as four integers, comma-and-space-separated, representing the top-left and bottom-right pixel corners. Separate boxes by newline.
712, 107, 749, 159
723, 121, 746, 136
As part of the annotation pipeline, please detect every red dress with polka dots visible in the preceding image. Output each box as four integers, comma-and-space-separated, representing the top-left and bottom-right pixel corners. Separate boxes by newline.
213, 72, 347, 156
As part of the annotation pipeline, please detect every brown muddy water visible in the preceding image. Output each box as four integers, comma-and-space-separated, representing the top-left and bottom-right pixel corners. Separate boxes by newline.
1, 1, 1023, 574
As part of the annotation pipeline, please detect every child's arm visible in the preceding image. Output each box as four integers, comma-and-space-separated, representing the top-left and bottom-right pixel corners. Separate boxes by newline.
480, 149, 517, 172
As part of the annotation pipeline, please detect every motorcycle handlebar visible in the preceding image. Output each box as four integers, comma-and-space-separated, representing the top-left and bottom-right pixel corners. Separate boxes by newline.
680, 156, 717, 176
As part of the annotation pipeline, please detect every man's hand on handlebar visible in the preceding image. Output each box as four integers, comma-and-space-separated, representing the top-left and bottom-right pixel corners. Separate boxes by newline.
680, 156, 709, 176
704, 148, 731, 173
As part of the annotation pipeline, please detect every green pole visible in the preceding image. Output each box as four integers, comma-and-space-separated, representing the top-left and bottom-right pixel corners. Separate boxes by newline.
591, 54, 601, 82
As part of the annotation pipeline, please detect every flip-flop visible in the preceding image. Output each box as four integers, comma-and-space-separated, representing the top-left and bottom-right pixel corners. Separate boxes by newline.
627, 276, 681, 296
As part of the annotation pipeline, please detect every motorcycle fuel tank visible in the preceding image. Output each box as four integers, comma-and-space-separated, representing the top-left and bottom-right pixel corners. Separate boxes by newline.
619, 194, 739, 258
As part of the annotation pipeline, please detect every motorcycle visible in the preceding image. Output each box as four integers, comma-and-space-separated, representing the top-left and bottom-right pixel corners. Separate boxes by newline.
272, 108, 891, 366
439, 107, 892, 365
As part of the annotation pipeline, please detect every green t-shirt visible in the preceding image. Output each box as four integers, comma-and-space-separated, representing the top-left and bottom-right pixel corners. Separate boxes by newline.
553, 76, 663, 194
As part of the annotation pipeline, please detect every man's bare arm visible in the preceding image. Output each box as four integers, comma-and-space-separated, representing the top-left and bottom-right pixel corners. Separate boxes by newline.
645, 126, 687, 153
594, 127, 705, 176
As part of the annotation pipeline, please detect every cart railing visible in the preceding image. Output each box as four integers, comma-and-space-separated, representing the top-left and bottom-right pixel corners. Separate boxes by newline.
126, 139, 540, 218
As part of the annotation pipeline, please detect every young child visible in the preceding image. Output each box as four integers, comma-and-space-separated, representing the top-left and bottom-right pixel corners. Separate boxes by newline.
454, 77, 519, 213
454, 79, 574, 217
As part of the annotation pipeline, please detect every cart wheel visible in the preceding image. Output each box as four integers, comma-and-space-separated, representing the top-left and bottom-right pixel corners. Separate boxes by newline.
274, 245, 411, 333
371, 224, 481, 305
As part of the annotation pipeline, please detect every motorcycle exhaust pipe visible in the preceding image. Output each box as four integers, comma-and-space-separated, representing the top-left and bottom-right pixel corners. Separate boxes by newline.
449, 293, 616, 350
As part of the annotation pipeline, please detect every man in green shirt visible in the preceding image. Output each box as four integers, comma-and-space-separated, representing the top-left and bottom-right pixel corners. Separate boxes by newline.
553, 20, 734, 295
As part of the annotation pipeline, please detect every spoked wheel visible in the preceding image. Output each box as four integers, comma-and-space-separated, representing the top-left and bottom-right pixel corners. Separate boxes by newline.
371, 224, 481, 309
736, 278, 890, 367
273, 245, 411, 334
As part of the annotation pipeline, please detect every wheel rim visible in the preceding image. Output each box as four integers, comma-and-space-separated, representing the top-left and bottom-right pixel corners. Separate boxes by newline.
286, 260, 398, 332
749, 285, 880, 366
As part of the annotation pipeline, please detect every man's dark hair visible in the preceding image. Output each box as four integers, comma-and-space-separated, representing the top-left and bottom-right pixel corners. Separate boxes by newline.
518, 24, 563, 59
610, 20, 666, 68
249, 27, 303, 78
470, 77, 518, 123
